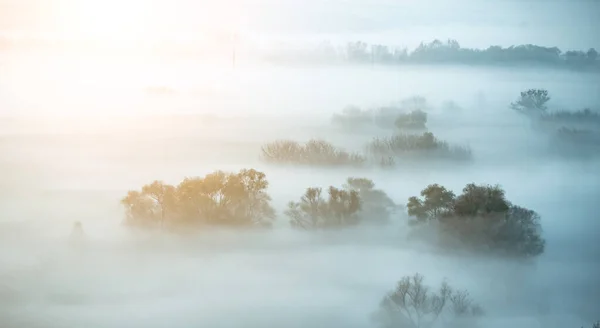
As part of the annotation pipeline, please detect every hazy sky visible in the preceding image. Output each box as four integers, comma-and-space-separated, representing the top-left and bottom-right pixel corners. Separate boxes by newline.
1, 0, 598, 49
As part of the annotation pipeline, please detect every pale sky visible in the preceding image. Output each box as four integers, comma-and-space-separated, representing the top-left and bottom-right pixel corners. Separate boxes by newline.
0, 0, 598, 49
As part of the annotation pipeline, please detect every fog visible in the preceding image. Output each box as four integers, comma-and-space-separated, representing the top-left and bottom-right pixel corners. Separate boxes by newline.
1, 1, 600, 328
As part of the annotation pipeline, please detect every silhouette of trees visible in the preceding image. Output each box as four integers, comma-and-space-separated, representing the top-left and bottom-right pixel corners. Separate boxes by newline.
407, 183, 545, 257
374, 273, 483, 328
263, 38, 600, 71
121, 169, 276, 229
286, 178, 395, 229
510, 89, 550, 114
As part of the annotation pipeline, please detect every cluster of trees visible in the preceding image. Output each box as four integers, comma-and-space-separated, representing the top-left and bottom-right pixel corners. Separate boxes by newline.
121, 172, 397, 231
374, 273, 483, 328
406, 183, 545, 258
260, 133, 471, 169
260, 139, 366, 167
285, 177, 397, 229
510, 89, 600, 157
332, 97, 430, 131
366, 133, 472, 161
265, 39, 600, 71
121, 169, 276, 229
121, 170, 545, 259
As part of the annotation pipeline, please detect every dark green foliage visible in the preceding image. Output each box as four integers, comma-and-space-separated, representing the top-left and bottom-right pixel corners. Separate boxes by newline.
261, 139, 366, 167
407, 183, 545, 257
286, 178, 396, 229
407, 184, 455, 222
121, 169, 276, 229
375, 273, 483, 328
366, 132, 472, 161
453, 184, 510, 217
510, 89, 550, 114
395, 109, 428, 130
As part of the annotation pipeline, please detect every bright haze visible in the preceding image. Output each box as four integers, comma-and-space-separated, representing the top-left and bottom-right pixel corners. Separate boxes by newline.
0, 1, 599, 328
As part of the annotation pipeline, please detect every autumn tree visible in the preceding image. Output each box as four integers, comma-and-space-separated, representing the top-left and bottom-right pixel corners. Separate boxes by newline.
374, 273, 483, 328
121, 169, 275, 229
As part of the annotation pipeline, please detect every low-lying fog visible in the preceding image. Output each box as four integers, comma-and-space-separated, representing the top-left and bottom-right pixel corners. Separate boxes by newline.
1, 55, 599, 328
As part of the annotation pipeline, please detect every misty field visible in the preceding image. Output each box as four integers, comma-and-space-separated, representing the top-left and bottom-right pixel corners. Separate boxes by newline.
1, 50, 600, 328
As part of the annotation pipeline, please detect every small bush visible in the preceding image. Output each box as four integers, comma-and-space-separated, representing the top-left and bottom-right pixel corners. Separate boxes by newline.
261, 139, 367, 167
365, 132, 472, 161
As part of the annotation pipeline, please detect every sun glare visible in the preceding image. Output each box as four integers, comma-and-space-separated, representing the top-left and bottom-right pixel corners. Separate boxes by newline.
58, 0, 156, 42
53, 0, 243, 44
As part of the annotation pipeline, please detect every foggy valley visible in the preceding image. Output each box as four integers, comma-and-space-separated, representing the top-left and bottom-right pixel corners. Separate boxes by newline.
1, 1, 600, 328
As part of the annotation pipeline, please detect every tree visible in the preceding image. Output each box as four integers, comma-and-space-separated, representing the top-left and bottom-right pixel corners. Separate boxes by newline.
141, 181, 176, 228
121, 169, 276, 229
406, 184, 455, 222
375, 273, 482, 328
510, 89, 550, 114
587, 48, 598, 62
452, 183, 509, 217
406, 183, 545, 257
286, 184, 361, 230
343, 177, 397, 223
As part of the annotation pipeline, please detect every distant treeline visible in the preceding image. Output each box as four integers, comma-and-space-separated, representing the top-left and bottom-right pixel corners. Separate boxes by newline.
263, 39, 600, 71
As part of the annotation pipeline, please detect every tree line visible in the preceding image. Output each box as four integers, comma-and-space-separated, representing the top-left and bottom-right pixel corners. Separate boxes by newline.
264, 39, 600, 71
121, 169, 545, 258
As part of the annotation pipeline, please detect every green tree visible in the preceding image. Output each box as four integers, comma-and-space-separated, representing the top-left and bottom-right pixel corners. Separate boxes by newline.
406, 184, 455, 222
406, 183, 545, 257
510, 89, 550, 114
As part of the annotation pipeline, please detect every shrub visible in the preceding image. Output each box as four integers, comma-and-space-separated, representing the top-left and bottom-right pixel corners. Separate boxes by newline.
121, 169, 276, 229
374, 273, 483, 328
541, 108, 600, 124
365, 132, 472, 161
261, 139, 367, 167
395, 109, 428, 130
407, 183, 545, 257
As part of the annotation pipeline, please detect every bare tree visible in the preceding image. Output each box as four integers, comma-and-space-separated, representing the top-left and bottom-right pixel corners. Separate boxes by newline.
376, 273, 482, 328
